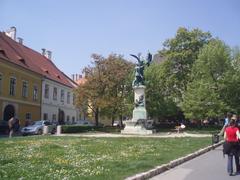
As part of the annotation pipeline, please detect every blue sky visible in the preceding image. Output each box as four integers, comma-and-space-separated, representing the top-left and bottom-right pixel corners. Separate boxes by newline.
1, 0, 240, 77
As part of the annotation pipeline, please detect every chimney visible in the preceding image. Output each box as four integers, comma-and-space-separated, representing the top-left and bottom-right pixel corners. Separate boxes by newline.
75, 74, 78, 81
5, 26, 17, 40
46, 50, 52, 60
42, 48, 46, 56
17, 37, 23, 44
79, 74, 82, 79
72, 74, 75, 81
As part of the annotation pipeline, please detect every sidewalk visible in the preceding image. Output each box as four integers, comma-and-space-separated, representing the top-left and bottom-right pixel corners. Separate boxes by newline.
57, 132, 212, 138
150, 146, 237, 180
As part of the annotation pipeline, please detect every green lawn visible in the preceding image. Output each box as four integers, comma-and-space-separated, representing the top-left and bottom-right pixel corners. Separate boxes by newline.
0, 136, 211, 180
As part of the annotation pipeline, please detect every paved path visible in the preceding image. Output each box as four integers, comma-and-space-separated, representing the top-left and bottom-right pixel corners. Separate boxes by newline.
57, 132, 211, 138
150, 146, 239, 180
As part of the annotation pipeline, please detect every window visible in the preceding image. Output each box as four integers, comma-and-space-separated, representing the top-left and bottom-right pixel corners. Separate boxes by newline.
61, 89, 64, 102
26, 113, 31, 120
33, 85, 38, 101
67, 92, 70, 104
44, 84, 49, 99
53, 87, 57, 100
9, 77, 16, 96
0, 73, 2, 94
67, 115, 70, 121
72, 116, 75, 123
43, 113, 48, 120
73, 93, 76, 105
52, 114, 56, 121
22, 81, 28, 98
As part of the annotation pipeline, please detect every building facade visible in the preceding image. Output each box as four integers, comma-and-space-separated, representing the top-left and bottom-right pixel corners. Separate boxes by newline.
41, 78, 77, 124
0, 33, 41, 126
0, 27, 78, 126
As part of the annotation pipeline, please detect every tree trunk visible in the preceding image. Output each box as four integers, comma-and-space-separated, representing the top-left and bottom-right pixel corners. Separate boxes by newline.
111, 116, 114, 127
119, 114, 123, 127
94, 108, 99, 126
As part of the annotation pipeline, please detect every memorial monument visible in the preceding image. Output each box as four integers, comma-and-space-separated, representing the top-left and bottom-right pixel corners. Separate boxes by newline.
121, 52, 155, 134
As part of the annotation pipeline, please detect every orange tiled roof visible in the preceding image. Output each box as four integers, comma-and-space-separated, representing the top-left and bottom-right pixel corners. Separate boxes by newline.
0, 32, 76, 88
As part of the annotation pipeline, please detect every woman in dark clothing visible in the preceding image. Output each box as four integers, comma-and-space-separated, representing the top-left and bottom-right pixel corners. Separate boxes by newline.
8, 117, 20, 138
224, 118, 240, 176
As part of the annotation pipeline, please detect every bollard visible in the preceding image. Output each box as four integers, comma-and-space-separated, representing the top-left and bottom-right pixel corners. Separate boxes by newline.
57, 125, 61, 135
43, 126, 48, 135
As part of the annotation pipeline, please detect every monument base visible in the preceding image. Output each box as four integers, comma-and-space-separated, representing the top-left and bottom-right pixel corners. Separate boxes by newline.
133, 107, 147, 120
121, 120, 155, 135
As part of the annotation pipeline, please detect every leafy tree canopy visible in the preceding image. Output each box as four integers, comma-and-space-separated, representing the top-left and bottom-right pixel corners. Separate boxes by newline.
159, 27, 212, 102
75, 54, 134, 125
181, 39, 232, 120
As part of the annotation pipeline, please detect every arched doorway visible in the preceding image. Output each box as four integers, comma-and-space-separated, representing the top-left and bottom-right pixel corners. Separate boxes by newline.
3, 104, 15, 121
58, 109, 65, 125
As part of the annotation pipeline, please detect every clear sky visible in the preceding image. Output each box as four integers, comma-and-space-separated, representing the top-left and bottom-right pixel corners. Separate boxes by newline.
1, 0, 240, 77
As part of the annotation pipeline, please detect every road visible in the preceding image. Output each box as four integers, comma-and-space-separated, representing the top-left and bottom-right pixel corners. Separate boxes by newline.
150, 146, 239, 180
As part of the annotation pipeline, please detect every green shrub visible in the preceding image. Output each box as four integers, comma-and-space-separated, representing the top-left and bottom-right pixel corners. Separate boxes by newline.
61, 125, 121, 133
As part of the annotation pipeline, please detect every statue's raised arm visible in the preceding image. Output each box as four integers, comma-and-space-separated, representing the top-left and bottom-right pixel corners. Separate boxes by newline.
146, 52, 152, 66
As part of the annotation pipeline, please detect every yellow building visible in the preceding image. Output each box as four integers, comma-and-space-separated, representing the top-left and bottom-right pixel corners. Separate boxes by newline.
0, 32, 42, 127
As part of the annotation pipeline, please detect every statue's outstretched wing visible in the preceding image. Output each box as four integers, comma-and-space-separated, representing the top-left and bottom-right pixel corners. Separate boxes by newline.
130, 54, 141, 63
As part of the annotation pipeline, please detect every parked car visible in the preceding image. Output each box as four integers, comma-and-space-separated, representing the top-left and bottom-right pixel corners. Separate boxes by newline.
113, 120, 120, 127
74, 120, 94, 126
21, 120, 56, 135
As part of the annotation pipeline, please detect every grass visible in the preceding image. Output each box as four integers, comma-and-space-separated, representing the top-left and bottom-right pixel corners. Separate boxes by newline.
0, 136, 212, 180
155, 125, 221, 134
185, 126, 221, 134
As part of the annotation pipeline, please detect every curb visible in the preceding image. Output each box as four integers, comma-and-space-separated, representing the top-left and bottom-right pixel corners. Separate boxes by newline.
125, 141, 223, 180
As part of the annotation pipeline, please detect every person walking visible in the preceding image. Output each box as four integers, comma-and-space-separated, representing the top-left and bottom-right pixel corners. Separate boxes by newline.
224, 118, 240, 176
8, 117, 15, 138
234, 114, 240, 174
8, 117, 20, 138
219, 112, 232, 136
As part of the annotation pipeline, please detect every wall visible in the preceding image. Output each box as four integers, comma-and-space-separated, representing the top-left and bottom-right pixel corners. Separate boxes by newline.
0, 58, 41, 125
41, 78, 77, 123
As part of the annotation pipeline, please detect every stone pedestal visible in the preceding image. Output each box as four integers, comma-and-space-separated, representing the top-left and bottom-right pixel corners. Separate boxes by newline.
121, 85, 154, 135
121, 120, 154, 134
132, 107, 147, 121
57, 125, 61, 135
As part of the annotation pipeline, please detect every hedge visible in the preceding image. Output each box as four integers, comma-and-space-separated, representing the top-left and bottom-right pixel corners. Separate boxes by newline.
61, 125, 121, 133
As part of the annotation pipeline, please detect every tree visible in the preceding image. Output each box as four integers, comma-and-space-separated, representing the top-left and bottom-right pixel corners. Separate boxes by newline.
75, 54, 106, 126
99, 54, 134, 126
181, 39, 232, 120
145, 62, 179, 121
221, 46, 240, 114
75, 54, 133, 126
158, 27, 212, 103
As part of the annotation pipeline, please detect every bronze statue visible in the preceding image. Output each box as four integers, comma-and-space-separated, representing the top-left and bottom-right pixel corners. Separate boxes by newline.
135, 95, 145, 107
131, 52, 152, 87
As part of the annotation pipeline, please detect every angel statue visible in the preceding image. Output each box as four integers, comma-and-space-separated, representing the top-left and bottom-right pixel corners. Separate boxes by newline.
131, 52, 152, 87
